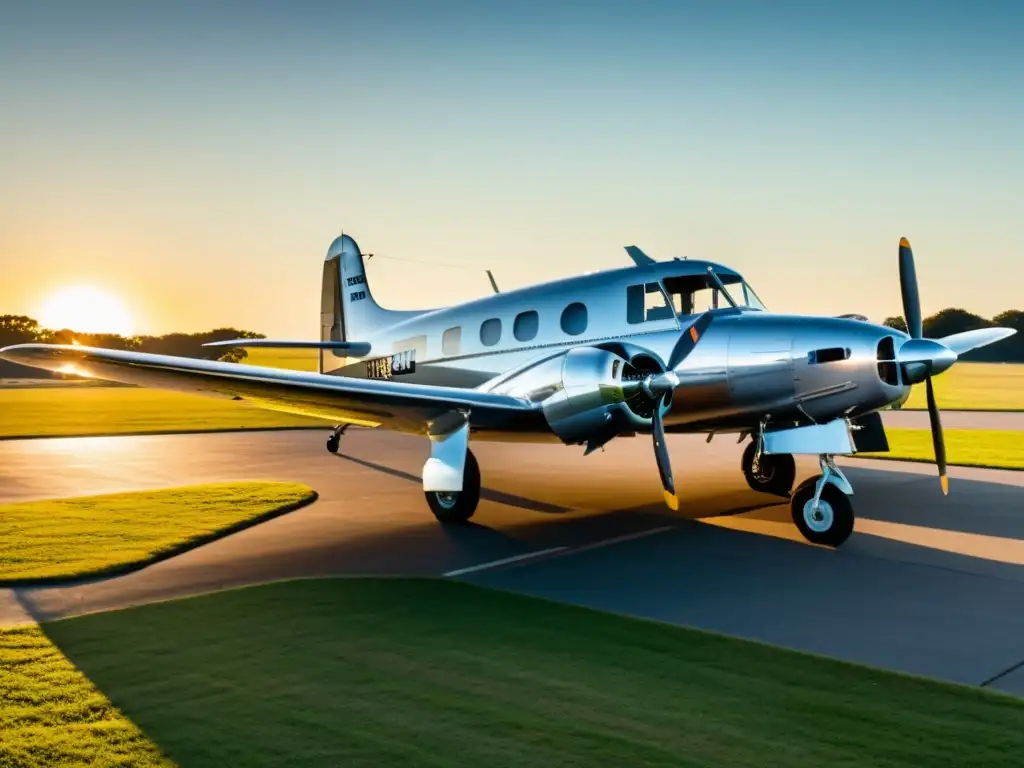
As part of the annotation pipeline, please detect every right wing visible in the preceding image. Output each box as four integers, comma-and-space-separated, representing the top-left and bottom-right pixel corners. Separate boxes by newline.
0, 344, 538, 434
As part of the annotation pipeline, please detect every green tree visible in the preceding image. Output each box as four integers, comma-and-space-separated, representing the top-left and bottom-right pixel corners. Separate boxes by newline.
0, 315, 43, 346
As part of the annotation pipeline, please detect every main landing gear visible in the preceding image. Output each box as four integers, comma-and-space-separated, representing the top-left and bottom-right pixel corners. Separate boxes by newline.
741, 440, 796, 497
790, 455, 855, 548
425, 449, 480, 524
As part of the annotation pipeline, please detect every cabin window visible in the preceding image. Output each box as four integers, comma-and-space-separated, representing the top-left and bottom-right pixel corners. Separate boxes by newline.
442, 327, 461, 356
627, 283, 674, 324
513, 310, 539, 342
560, 302, 588, 335
480, 318, 502, 347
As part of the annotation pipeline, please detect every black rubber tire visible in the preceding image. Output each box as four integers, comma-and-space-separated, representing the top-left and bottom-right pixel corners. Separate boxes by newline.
425, 450, 480, 524
326, 435, 340, 454
790, 476, 855, 547
741, 441, 796, 497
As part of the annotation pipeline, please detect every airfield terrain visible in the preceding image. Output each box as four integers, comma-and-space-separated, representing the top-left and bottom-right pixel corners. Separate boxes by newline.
3, 418, 1024, 700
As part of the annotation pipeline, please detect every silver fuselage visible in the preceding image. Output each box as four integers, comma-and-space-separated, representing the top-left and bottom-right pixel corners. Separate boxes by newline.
322, 254, 911, 441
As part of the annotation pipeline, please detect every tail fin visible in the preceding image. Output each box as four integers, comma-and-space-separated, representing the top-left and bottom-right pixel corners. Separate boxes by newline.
319, 234, 418, 373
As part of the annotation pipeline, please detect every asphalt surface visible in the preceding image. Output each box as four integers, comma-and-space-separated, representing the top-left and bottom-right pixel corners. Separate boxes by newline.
2, 424, 1024, 697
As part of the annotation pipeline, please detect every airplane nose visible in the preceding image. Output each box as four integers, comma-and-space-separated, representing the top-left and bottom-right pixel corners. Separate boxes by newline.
896, 338, 957, 384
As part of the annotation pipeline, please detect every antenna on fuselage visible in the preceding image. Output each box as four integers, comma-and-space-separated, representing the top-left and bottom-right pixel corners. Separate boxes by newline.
625, 245, 656, 266
486, 270, 500, 293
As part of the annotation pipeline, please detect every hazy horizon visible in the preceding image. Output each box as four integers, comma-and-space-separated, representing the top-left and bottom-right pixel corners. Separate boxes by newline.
2, 1, 1022, 337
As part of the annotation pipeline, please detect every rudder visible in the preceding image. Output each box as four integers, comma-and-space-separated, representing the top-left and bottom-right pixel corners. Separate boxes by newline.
319, 234, 418, 373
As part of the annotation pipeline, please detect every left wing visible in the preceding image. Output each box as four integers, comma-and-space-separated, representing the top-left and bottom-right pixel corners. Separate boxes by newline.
0, 344, 537, 434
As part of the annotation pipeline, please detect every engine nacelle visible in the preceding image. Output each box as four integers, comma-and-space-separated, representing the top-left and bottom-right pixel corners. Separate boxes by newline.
486, 345, 668, 448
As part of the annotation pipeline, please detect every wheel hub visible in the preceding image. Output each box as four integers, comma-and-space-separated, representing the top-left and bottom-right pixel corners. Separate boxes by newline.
803, 498, 834, 533
434, 492, 459, 509
751, 457, 775, 483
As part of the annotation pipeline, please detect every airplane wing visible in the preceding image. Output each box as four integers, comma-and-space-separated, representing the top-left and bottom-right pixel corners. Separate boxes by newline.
0, 344, 538, 434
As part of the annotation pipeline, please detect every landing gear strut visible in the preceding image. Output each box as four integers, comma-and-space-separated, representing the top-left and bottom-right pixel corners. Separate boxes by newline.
425, 448, 480, 524
326, 424, 348, 454
790, 455, 855, 547
741, 438, 795, 497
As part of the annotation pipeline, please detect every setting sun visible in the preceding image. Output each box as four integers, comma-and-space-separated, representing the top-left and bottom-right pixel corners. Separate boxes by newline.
39, 286, 135, 336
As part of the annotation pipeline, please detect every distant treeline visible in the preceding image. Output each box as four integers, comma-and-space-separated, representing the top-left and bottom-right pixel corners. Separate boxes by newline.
881, 309, 1023, 362
0, 315, 265, 378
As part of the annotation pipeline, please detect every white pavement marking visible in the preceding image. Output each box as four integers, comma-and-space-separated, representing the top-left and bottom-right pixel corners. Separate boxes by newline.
442, 547, 568, 577
564, 526, 676, 555
443, 526, 677, 578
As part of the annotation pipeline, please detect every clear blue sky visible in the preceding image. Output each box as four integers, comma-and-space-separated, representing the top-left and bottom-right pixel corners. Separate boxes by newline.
1, 0, 1021, 336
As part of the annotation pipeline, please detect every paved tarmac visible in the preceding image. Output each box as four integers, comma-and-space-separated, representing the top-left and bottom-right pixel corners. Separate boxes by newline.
2, 425, 1024, 697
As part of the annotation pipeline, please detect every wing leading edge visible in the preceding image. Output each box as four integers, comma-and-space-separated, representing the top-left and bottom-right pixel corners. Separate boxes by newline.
0, 344, 537, 434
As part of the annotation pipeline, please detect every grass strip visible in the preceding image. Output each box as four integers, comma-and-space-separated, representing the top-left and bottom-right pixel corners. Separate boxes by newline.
0, 387, 329, 439
0, 482, 316, 585
867, 428, 1024, 471
34, 577, 1024, 768
0, 625, 172, 767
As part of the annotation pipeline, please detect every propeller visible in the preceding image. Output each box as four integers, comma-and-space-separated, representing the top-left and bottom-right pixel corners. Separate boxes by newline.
897, 237, 948, 494
638, 311, 717, 511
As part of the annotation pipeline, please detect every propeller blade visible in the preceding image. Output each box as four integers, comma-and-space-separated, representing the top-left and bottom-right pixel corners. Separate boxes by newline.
898, 237, 923, 339
649, 311, 719, 512
925, 377, 948, 495
652, 405, 678, 511
939, 327, 1018, 356
667, 311, 716, 369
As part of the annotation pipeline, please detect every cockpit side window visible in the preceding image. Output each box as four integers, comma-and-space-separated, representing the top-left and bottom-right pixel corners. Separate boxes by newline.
626, 282, 674, 324
663, 276, 721, 315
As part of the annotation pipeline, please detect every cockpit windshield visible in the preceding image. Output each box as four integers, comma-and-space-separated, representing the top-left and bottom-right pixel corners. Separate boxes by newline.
662, 272, 767, 315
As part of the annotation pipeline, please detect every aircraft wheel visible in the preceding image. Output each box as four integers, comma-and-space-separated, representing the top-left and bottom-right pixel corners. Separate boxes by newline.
790, 476, 854, 548
742, 441, 795, 497
425, 449, 480, 524
326, 425, 348, 454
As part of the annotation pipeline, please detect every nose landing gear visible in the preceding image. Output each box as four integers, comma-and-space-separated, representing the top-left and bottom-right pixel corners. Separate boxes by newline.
790, 455, 855, 547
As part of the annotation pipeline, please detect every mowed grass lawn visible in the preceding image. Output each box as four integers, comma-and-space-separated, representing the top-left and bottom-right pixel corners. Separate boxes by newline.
1, 626, 171, 768
0, 386, 329, 438
902, 363, 1024, 411
875, 429, 1024, 470
9, 578, 1019, 768
0, 482, 316, 585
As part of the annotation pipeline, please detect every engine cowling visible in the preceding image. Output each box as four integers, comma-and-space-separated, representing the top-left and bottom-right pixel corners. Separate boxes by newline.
486, 345, 669, 448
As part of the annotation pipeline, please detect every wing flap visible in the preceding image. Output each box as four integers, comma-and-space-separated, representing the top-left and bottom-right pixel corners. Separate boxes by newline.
203, 339, 372, 357
0, 344, 535, 434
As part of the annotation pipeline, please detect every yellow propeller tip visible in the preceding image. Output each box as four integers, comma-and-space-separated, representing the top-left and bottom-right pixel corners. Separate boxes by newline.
663, 491, 679, 511
940, 475, 949, 495
899, 237, 911, 249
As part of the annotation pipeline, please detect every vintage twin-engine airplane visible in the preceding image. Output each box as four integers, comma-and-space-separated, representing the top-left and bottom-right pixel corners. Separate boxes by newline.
1, 235, 1015, 547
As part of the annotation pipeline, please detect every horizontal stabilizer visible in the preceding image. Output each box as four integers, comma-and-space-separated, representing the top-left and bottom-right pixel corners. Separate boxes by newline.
203, 339, 372, 357
937, 327, 1017, 355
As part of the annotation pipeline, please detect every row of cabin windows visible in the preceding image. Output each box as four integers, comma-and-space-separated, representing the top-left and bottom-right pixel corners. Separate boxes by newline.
441, 303, 588, 356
